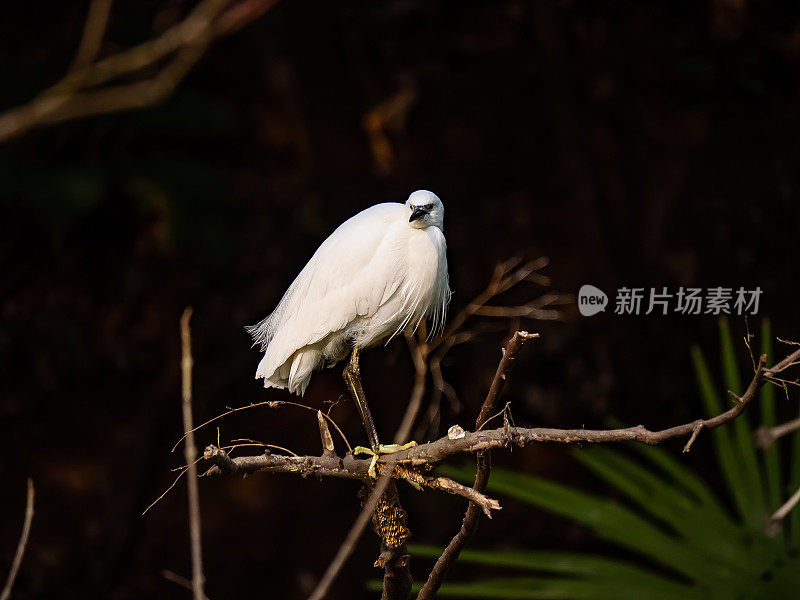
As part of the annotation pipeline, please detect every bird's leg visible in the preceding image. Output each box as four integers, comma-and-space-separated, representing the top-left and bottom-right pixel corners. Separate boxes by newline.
354, 442, 419, 479
345, 347, 418, 477
343, 346, 381, 451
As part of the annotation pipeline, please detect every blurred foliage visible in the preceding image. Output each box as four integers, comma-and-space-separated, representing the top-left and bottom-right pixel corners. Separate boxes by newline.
406, 319, 800, 599
0, 89, 240, 263
0, 160, 108, 241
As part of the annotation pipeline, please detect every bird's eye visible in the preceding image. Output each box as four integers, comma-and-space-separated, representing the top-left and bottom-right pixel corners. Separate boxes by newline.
422, 204, 434, 211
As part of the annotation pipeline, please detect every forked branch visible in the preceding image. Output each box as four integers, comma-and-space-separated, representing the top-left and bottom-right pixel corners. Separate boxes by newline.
0, 0, 281, 143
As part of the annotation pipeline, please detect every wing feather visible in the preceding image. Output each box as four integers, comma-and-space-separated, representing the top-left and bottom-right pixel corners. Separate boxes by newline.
249, 203, 409, 378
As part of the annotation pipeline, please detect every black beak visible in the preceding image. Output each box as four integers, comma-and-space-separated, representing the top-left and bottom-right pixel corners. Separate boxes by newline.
409, 207, 427, 223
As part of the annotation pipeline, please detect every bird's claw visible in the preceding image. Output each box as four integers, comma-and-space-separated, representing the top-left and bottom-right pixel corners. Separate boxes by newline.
354, 442, 418, 478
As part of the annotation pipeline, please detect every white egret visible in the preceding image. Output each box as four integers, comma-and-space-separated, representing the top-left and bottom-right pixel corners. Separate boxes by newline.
247, 190, 451, 454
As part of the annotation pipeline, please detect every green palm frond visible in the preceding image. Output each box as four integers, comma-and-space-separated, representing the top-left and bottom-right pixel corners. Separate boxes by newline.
404, 320, 800, 599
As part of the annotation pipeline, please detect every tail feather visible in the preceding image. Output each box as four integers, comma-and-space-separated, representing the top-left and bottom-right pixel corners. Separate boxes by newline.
256, 346, 321, 396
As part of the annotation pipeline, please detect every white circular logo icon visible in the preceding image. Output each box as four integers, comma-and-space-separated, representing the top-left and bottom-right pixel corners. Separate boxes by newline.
578, 285, 608, 316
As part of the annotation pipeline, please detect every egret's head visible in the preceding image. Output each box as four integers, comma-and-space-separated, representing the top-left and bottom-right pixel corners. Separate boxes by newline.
406, 190, 444, 230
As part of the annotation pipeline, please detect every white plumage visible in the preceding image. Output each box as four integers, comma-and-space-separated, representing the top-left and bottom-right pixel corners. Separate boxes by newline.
248, 190, 451, 395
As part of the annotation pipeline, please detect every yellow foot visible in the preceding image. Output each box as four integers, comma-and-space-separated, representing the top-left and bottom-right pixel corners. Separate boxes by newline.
354, 442, 418, 478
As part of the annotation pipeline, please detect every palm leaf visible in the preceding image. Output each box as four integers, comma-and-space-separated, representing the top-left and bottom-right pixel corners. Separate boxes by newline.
427, 577, 710, 600
409, 544, 705, 599
691, 345, 752, 522
573, 447, 753, 567
626, 441, 722, 510
443, 465, 751, 591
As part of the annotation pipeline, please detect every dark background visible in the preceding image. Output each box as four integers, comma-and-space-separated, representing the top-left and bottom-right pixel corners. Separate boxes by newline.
2, 1, 800, 598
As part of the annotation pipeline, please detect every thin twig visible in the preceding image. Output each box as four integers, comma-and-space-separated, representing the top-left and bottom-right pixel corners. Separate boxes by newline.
276, 401, 353, 454
0, 479, 35, 600
755, 417, 800, 449
70, 0, 114, 70
395, 329, 430, 445
172, 399, 351, 455
145, 438, 297, 516
180, 308, 205, 600
743, 317, 756, 373
144, 462, 198, 516
772, 485, 800, 521
765, 485, 800, 536
228, 439, 299, 457
163, 570, 211, 600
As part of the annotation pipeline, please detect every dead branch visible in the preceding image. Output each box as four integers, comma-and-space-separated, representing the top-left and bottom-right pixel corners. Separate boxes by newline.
0, 479, 35, 600
0, 0, 280, 144
363, 82, 418, 175
428, 257, 553, 353
765, 484, 800, 536
203, 445, 501, 518
163, 569, 211, 600
71, 0, 114, 70
173, 399, 352, 454
180, 308, 205, 600
755, 417, 800, 449
210, 348, 781, 478
416, 331, 537, 600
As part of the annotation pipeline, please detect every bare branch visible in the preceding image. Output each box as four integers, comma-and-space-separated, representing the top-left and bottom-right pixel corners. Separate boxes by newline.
70, 0, 114, 70
408, 473, 501, 518
202, 348, 793, 501
0, 479, 35, 600
0, 0, 281, 143
203, 444, 501, 513
172, 398, 352, 455
395, 328, 429, 445
363, 82, 418, 175
163, 569, 211, 600
428, 258, 552, 352
478, 332, 539, 427
471, 293, 570, 320
180, 308, 205, 600
682, 422, 704, 453
765, 485, 800, 536
202, 352, 778, 478
755, 417, 800, 449
417, 330, 537, 600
